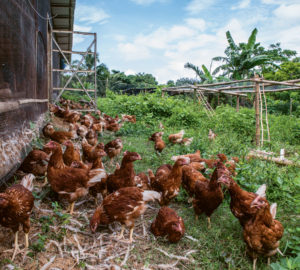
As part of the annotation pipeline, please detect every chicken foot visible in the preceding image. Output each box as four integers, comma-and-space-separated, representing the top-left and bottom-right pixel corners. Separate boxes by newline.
117, 225, 125, 240
129, 226, 134, 243
207, 217, 211, 229
69, 202, 75, 215
253, 258, 257, 270
42, 173, 48, 186
25, 233, 29, 248
12, 231, 20, 261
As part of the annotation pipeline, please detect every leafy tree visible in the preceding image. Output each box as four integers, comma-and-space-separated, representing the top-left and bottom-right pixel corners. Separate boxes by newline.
213, 28, 275, 79
167, 80, 175, 87
175, 77, 200, 86
184, 63, 213, 83
96, 63, 110, 96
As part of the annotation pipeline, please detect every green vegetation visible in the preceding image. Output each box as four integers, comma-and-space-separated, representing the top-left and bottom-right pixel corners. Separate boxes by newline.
94, 90, 300, 269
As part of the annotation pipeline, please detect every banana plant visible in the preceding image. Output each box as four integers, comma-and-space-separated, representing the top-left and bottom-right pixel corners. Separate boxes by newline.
213, 28, 276, 79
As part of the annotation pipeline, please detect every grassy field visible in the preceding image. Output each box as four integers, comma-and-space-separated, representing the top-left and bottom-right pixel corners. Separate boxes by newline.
0, 91, 299, 269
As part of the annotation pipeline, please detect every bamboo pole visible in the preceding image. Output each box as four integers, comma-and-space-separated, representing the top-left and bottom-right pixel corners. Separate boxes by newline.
247, 150, 300, 167
254, 75, 260, 147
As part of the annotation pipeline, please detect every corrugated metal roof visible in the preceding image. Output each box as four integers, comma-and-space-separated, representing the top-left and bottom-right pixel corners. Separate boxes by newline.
51, 0, 75, 54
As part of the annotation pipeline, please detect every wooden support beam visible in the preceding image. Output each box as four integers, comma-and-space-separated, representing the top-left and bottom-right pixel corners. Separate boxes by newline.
254, 76, 260, 147
53, 87, 95, 92
253, 78, 300, 87
247, 150, 300, 167
53, 69, 95, 73
236, 95, 240, 112
52, 49, 94, 55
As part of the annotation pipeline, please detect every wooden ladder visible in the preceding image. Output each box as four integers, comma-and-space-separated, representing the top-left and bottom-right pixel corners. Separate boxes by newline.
196, 90, 215, 118
259, 83, 270, 146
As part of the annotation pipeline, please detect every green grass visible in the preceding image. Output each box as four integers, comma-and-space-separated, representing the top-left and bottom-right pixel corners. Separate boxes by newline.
93, 91, 300, 269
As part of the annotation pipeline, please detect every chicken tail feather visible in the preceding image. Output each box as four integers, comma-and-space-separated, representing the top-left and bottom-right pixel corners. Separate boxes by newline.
270, 203, 277, 219
142, 190, 161, 202
277, 248, 284, 256
255, 184, 267, 198
88, 169, 107, 187
20, 174, 35, 191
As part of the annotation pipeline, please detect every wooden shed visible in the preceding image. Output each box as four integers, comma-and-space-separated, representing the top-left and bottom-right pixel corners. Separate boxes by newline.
0, 0, 76, 183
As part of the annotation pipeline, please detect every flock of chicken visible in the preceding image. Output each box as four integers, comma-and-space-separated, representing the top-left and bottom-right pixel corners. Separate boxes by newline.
0, 99, 283, 269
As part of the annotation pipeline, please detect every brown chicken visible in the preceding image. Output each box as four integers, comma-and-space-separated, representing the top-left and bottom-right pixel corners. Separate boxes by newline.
121, 114, 136, 123
106, 151, 142, 193
62, 140, 81, 166
64, 111, 81, 124
104, 138, 123, 165
77, 124, 89, 138
45, 141, 106, 214
86, 130, 98, 146
149, 132, 165, 153
90, 187, 161, 242
217, 161, 267, 227
168, 130, 185, 144
150, 206, 185, 243
189, 162, 205, 171
134, 172, 151, 190
49, 104, 66, 118
182, 165, 207, 201
82, 138, 106, 163
0, 174, 34, 260
82, 114, 94, 128
181, 137, 193, 146
149, 157, 190, 205
19, 149, 49, 176
192, 165, 224, 228
172, 150, 202, 163
43, 123, 77, 143
106, 122, 122, 132
89, 153, 108, 203
226, 157, 240, 176
243, 198, 284, 270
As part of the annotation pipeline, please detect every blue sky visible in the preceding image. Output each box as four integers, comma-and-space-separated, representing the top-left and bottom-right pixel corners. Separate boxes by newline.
73, 0, 300, 83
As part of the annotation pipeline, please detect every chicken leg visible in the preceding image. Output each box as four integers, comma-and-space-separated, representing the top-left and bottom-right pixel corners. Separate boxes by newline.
117, 225, 125, 240
42, 173, 48, 186
12, 231, 19, 261
69, 202, 75, 215
25, 233, 29, 248
267, 257, 270, 265
195, 215, 199, 221
207, 217, 211, 229
129, 226, 134, 243
253, 258, 257, 270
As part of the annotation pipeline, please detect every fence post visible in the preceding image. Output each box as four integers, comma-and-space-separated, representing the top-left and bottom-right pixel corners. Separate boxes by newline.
255, 76, 260, 147
236, 95, 240, 112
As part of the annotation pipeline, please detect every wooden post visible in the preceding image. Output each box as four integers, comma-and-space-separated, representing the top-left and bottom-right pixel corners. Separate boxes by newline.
236, 95, 240, 112
254, 76, 260, 147
290, 97, 292, 115
217, 93, 220, 106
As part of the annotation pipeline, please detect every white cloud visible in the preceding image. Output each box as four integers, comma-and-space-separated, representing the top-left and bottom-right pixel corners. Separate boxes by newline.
273, 4, 300, 22
130, 0, 167, 5
74, 25, 92, 32
185, 0, 215, 14
231, 0, 251, 10
117, 42, 151, 61
261, 0, 299, 4
75, 5, 110, 24
184, 18, 206, 31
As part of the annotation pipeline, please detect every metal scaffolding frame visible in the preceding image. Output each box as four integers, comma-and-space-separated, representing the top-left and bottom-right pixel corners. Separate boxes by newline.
50, 30, 97, 111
